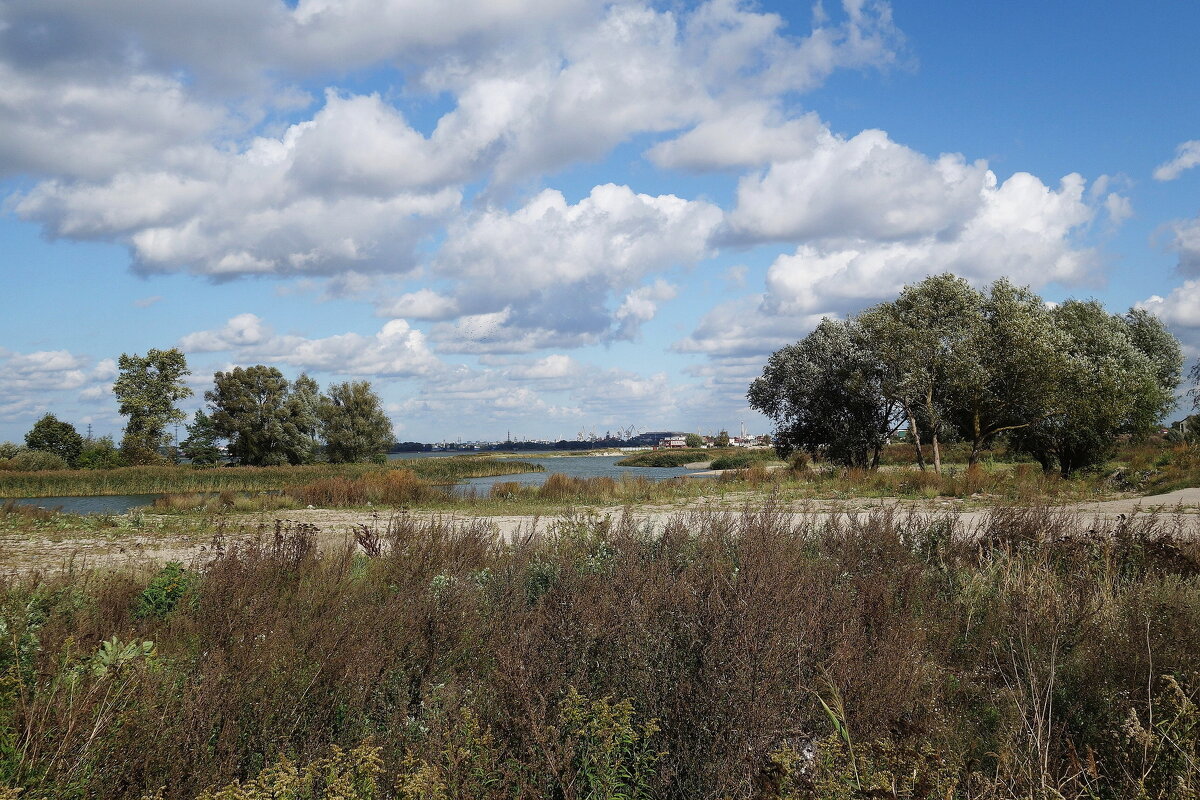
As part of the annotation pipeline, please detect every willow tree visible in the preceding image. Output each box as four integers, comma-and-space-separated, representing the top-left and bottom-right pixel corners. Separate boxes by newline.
319, 381, 393, 464
1010, 301, 1178, 475
942, 279, 1068, 466
748, 318, 901, 468
206, 367, 322, 466
858, 274, 984, 472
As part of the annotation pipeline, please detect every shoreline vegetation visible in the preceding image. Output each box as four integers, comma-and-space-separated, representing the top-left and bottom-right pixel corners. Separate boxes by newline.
0, 440, 1195, 524
0, 457, 544, 499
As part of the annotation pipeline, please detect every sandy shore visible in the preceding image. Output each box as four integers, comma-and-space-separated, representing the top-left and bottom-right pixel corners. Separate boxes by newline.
3, 488, 1198, 574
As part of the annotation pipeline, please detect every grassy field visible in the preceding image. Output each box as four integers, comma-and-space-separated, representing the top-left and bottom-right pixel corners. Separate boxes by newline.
2, 506, 1199, 798
0, 456, 544, 498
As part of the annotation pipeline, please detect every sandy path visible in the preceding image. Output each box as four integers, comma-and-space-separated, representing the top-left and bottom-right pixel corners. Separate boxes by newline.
3, 488, 1199, 574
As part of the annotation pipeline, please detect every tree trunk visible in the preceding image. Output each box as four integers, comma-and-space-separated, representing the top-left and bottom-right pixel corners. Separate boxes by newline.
905, 404, 926, 471
871, 445, 881, 470
969, 409, 982, 468
925, 390, 941, 473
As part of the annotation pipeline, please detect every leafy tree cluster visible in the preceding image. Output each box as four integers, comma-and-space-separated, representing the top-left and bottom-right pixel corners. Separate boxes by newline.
183, 367, 393, 466
750, 274, 1183, 476
4, 416, 125, 471
5, 351, 395, 471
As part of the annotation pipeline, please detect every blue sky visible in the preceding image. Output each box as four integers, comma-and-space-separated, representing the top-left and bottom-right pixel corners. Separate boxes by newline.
1, 0, 1199, 444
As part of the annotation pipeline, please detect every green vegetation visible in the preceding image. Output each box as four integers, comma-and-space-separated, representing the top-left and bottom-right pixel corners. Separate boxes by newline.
179, 411, 222, 466
708, 449, 781, 470
616, 448, 713, 467
206, 366, 323, 466
0, 458, 544, 499
114, 348, 193, 465
2, 508, 1200, 798
616, 447, 780, 470
319, 380, 393, 464
752, 274, 1182, 475
24, 414, 84, 468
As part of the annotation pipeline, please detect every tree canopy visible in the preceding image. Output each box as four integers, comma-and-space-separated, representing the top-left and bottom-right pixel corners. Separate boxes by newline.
751, 275, 1182, 475
113, 348, 192, 464
202, 368, 393, 466
24, 414, 84, 468
205, 366, 321, 466
319, 381, 394, 464
748, 318, 899, 468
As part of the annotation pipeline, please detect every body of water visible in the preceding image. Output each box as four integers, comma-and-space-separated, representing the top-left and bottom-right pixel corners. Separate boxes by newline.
8, 494, 162, 515
388, 450, 561, 460
456, 454, 705, 493
7, 454, 704, 514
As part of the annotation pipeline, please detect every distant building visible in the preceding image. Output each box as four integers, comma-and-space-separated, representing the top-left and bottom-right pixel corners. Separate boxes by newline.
662, 435, 688, 448
629, 431, 689, 448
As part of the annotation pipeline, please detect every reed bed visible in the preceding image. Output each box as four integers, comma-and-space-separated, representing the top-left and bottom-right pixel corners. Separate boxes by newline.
0, 458, 543, 498
2, 507, 1199, 798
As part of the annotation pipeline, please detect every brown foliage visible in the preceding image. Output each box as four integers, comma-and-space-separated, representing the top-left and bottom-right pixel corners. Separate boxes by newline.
3, 508, 1200, 798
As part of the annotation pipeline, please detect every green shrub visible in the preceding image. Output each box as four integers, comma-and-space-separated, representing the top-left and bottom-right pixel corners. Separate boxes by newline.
616, 448, 712, 467
77, 436, 125, 470
709, 449, 778, 470
0, 450, 69, 472
134, 562, 197, 619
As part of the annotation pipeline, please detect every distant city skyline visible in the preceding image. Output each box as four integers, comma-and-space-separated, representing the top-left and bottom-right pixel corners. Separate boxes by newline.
2, 1, 1199, 444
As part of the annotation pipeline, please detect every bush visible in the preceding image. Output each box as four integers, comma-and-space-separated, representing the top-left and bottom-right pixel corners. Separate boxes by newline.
0, 450, 69, 471
77, 436, 125, 470
709, 449, 778, 470
134, 562, 198, 619
5, 509, 1200, 798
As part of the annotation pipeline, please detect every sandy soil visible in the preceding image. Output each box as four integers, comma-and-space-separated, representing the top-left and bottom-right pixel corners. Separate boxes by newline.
3, 488, 1198, 575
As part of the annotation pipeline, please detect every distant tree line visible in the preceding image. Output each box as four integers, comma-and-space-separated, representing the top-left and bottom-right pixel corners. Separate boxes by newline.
749, 274, 1186, 476
1, 351, 395, 470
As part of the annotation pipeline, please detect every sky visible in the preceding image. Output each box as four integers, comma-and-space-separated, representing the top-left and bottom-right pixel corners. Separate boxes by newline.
1, 0, 1199, 444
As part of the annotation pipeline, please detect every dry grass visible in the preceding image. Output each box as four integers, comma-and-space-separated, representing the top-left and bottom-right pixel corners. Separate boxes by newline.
2, 506, 1199, 798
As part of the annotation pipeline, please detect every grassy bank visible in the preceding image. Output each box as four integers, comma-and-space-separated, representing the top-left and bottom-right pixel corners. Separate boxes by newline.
0, 457, 544, 498
2, 507, 1199, 798
615, 447, 763, 467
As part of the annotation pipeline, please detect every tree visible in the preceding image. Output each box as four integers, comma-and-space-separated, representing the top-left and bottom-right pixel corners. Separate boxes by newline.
684, 433, 704, 448
942, 279, 1067, 466
749, 318, 902, 468
714, 430, 730, 448
1011, 301, 1175, 476
288, 373, 324, 464
179, 410, 224, 466
24, 414, 84, 468
114, 349, 192, 464
319, 381, 394, 464
77, 436, 124, 470
1124, 308, 1184, 409
206, 367, 322, 466
858, 274, 984, 472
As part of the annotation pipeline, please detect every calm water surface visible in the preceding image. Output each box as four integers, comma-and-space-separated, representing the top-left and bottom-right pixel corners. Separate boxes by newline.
456, 454, 705, 493
8, 494, 162, 515
8, 454, 704, 514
